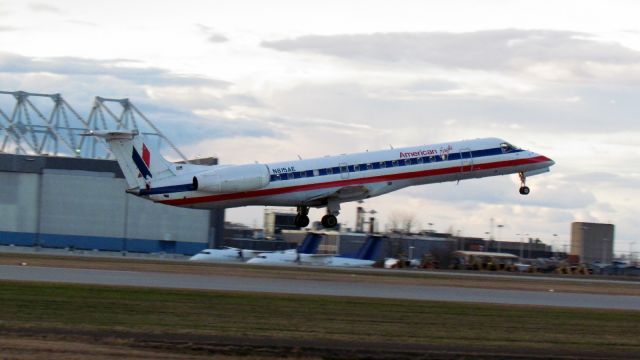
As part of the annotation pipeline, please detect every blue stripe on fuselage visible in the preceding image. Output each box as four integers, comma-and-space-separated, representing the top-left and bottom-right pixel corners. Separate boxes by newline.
139, 183, 195, 196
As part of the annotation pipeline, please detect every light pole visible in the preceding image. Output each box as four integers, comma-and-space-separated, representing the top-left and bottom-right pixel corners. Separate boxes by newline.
516, 233, 529, 259
484, 232, 491, 252
496, 224, 504, 253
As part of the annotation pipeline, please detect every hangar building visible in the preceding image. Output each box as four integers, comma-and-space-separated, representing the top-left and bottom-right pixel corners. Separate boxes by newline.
0, 153, 224, 255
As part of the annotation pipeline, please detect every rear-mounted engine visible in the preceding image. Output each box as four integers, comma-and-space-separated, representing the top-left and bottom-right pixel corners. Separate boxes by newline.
192, 164, 270, 193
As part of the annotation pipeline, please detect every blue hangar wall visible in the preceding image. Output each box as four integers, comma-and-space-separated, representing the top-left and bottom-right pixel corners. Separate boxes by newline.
0, 153, 224, 255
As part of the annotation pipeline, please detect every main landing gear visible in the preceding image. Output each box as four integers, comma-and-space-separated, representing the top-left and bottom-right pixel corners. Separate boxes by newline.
294, 202, 341, 229
321, 201, 340, 228
321, 214, 338, 228
518, 172, 530, 195
294, 206, 310, 227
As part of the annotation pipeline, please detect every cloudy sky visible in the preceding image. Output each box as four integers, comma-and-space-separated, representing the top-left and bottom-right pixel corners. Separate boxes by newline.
1, 0, 639, 255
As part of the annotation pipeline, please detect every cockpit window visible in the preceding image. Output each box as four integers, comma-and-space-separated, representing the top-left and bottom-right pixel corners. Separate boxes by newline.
500, 142, 519, 153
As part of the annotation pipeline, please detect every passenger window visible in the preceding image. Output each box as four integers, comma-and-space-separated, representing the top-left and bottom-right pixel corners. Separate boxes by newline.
307, 170, 315, 177
367, 163, 373, 170
392, 160, 398, 167
340, 166, 347, 173
354, 164, 360, 171
380, 161, 387, 168
327, 168, 333, 175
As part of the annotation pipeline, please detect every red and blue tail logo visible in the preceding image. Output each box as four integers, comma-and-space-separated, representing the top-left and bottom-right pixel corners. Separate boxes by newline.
131, 144, 152, 179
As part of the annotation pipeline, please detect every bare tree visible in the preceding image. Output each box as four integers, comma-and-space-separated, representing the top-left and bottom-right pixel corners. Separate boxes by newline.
387, 211, 419, 234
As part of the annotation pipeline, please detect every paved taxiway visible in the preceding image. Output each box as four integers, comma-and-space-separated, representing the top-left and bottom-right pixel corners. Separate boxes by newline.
1, 265, 639, 310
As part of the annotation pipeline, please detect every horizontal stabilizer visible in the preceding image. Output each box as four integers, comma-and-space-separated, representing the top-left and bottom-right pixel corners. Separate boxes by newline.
81, 130, 139, 140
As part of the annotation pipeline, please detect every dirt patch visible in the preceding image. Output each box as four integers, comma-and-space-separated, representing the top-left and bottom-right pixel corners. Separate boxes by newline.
2, 326, 638, 360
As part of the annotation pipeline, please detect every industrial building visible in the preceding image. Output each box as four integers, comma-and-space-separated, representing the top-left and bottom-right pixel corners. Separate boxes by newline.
571, 222, 615, 264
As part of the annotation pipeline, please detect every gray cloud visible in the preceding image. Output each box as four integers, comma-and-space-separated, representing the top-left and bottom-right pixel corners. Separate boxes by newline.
196, 23, 229, 44
0, 26, 16, 31
131, 103, 280, 146
28, 3, 61, 13
262, 30, 640, 71
269, 82, 640, 136
66, 19, 98, 27
0, 52, 277, 148
0, 52, 228, 88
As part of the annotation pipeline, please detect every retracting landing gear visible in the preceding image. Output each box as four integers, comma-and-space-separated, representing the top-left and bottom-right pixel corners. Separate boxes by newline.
518, 172, 530, 195
294, 206, 310, 227
321, 201, 340, 228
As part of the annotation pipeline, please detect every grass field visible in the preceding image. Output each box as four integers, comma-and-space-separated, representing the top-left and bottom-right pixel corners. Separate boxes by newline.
1, 280, 639, 359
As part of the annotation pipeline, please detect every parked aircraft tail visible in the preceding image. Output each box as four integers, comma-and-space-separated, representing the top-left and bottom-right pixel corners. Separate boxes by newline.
354, 235, 385, 260
297, 232, 324, 254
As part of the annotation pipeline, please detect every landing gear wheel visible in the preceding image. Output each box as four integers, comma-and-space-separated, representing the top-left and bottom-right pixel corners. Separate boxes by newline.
294, 214, 310, 227
321, 214, 338, 228
518, 172, 530, 195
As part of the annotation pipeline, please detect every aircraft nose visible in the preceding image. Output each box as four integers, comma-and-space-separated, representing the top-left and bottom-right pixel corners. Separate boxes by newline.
537, 154, 555, 167
545, 156, 556, 167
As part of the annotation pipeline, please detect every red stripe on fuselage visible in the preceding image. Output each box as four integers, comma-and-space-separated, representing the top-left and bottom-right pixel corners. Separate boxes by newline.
159, 156, 550, 206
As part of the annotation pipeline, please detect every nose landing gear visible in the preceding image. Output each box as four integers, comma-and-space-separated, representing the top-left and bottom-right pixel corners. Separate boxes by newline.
518, 172, 530, 195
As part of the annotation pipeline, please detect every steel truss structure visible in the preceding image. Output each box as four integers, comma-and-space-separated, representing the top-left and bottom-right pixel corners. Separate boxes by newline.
0, 90, 188, 161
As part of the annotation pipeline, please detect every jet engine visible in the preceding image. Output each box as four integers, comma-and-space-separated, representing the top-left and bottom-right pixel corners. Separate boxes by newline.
193, 164, 270, 193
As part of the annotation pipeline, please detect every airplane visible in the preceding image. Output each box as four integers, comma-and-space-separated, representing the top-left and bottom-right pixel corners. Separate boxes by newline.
321, 235, 385, 267
246, 232, 324, 265
86, 130, 555, 227
189, 247, 261, 262
248, 233, 384, 267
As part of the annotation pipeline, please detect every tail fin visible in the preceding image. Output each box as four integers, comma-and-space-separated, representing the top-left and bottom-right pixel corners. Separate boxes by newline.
297, 233, 324, 254
355, 235, 384, 260
84, 130, 174, 189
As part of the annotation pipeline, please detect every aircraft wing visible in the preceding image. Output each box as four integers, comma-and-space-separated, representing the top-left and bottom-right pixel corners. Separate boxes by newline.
307, 185, 369, 203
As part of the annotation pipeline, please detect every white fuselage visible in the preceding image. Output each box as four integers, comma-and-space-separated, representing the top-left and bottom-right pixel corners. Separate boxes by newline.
142, 137, 554, 210
189, 248, 259, 262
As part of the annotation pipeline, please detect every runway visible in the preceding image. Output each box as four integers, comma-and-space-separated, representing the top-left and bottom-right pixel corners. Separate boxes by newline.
2, 265, 640, 310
